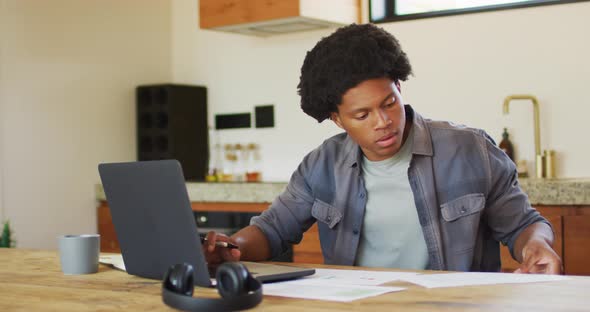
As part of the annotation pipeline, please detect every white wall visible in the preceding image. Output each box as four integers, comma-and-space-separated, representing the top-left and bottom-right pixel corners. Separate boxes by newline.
173, 0, 590, 180
0, 0, 172, 248
2, 0, 589, 249
0, 0, 6, 223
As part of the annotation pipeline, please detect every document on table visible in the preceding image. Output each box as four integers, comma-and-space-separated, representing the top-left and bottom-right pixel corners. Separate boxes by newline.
99, 253, 126, 271
401, 272, 571, 288
263, 282, 404, 302
261, 268, 415, 301
291, 268, 418, 286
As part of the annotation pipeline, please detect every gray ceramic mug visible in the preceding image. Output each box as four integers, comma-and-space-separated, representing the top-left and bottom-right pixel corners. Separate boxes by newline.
58, 234, 100, 274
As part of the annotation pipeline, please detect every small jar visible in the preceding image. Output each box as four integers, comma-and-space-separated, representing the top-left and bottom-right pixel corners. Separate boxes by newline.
222, 144, 235, 182
245, 143, 261, 182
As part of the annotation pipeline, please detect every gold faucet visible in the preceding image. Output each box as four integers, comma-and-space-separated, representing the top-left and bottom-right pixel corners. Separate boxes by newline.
502, 94, 544, 178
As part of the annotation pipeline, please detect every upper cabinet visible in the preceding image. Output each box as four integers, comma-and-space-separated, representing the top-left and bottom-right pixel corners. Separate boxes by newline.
199, 0, 361, 37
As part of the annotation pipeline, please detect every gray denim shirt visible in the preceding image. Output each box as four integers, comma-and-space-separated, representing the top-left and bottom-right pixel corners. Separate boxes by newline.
251, 106, 547, 271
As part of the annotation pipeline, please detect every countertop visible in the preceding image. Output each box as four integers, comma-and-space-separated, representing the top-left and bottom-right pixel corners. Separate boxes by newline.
5, 249, 590, 312
96, 178, 590, 206
518, 178, 590, 205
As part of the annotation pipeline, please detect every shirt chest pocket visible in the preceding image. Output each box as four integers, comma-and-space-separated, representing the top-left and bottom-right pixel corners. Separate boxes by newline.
441, 193, 485, 222
440, 193, 485, 253
311, 199, 342, 229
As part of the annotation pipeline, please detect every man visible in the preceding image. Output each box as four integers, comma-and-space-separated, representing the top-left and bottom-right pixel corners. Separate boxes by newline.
204, 23, 561, 274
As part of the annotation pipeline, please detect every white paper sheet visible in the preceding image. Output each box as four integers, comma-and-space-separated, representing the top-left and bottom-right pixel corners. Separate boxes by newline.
262, 283, 405, 302
401, 272, 571, 288
259, 268, 413, 301
99, 253, 126, 271
288, 268, 418, 286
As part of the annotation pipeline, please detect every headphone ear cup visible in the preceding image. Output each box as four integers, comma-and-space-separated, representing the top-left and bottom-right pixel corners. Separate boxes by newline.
163, 263, 195, 297
162, 262, 263, 312
215, 262, 251, 298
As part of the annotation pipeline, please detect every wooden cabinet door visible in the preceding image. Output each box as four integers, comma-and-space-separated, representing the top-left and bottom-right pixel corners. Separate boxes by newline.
563, 215, 590, 275
97, 202, 120, 253
293, 223, 323, 264
200, 0, 299, 29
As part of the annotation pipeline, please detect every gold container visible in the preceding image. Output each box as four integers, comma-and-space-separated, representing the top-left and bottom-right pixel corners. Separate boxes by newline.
544, 149, 556, 179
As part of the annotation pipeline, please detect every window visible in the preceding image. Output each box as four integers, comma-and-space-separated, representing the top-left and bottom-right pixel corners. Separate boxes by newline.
370, 0, 587, 23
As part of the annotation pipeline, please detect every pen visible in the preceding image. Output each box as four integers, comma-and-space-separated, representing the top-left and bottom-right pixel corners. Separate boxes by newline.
199, 233, 239, 249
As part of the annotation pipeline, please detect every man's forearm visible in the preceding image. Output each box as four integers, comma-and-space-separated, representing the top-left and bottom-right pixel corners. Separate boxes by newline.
513, 222, 554, 262
231, 225, 272, 261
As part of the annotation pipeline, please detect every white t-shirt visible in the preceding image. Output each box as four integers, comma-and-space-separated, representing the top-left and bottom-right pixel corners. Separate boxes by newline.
354, 127, 429, 269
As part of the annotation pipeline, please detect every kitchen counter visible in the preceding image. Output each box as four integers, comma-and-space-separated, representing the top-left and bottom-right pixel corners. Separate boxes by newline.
519, 178, 590, 205
96, 178, 590, 274
95, 178, 590, 205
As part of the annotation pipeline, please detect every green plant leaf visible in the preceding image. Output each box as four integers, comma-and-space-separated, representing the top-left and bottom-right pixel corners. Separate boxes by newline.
0, 221, 14, 248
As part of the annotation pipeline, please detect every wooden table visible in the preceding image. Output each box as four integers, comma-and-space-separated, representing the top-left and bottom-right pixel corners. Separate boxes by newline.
1, 249, 589, 311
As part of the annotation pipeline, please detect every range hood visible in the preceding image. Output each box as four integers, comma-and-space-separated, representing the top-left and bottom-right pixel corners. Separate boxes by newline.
199, 0, 360, 37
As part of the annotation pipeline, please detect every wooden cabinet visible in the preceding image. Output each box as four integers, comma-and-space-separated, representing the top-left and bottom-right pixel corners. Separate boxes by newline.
293, 223, 323, 264
563, 214, 590, 275
97, 201, 324, 263
500, 205, 590, 275
97, 201, 120, 252
199, 0, 360, 36
99, 201, 590, 274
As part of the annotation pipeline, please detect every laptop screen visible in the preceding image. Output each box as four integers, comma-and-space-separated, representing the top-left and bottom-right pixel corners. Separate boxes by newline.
99, 160, 212, 286
99, 160, 314, 285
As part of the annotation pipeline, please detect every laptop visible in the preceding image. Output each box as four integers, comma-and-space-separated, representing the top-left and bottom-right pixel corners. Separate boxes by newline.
98, 160, 315, 287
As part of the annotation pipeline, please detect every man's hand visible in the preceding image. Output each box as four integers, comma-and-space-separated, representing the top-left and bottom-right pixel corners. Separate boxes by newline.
514, 238, 562, 274
513, 222, 562, 275
202, 231, 241, 265
202, 225, 271, 264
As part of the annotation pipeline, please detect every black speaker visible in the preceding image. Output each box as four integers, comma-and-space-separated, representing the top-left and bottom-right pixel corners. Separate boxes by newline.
137, 84, 208, 181
162, 262, 263, 311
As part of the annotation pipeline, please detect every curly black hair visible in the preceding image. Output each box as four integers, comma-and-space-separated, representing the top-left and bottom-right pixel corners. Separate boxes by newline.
297, 23, 413, 123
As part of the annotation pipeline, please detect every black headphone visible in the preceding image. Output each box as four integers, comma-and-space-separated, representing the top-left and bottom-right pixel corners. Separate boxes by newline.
162, 262, 262, 311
